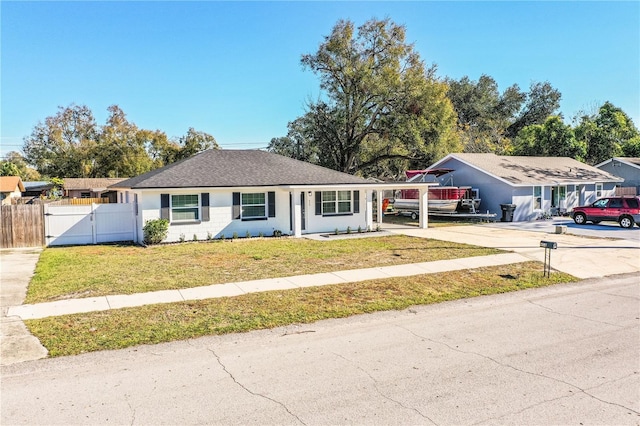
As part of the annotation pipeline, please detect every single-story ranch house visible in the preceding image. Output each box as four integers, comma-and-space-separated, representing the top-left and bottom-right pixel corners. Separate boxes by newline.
64, 177, 125, 202
428, 153, 623, 222
111, 149, 432, 243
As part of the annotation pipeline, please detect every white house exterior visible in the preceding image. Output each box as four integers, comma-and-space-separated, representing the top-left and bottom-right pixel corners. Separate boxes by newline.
111, 150, 432, 243
595, 157, 640, 195
428, 153, 623, 222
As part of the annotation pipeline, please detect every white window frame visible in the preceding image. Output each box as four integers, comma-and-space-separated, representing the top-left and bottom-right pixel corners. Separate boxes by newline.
595, 183, 603, 198
322, 190, 352, 215
241, 192, 267, 220
533, 186, 542, 211
171, 194, 200, 222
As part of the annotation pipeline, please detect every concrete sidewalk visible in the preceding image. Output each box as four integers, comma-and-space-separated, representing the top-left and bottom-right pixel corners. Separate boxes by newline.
8, 252, 529, 320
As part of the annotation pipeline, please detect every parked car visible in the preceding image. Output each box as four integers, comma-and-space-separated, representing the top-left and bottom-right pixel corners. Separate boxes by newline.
572, 196, 640, 228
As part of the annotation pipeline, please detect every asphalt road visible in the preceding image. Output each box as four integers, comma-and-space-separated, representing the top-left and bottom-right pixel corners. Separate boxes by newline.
2, 273, 638, 425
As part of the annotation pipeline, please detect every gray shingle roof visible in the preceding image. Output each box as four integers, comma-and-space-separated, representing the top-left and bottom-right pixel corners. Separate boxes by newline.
615, 157, 640, 168
111, 150, 371, 189
442, 153, 622, 185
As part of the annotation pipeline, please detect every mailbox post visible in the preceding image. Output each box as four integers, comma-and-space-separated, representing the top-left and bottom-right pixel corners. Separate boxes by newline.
540, 240, 557, 277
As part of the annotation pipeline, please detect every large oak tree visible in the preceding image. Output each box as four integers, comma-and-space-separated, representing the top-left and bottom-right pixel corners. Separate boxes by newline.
280, 18, 459, 177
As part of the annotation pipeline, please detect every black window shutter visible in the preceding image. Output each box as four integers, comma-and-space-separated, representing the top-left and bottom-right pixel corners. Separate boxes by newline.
161, 194, 170, 220
201, 193, 210, 221
353, 190, 360, 213
315, 191, 322, 215
289, 192, 293, 231
232, 192, 241, 219
268, 191, 276, 218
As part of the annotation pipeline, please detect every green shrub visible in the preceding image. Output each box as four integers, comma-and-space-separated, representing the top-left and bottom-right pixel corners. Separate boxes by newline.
232, 232, 238, 239
179, 233, 186, 243
143, 219, 169, 245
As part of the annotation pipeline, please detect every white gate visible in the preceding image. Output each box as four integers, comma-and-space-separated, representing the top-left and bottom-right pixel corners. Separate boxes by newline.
44, 203, 136, 246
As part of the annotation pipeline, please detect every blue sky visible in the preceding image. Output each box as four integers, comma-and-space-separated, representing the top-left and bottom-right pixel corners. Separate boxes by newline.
2, 1, 638, 159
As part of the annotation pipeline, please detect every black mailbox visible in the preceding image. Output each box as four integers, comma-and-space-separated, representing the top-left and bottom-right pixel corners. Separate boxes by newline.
540, 240, 557, 249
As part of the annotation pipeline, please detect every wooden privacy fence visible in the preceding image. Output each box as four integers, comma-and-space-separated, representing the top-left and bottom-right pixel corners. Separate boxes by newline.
51, 198, 110, 205
615, 187, 638, 196
1, 204, 45, 248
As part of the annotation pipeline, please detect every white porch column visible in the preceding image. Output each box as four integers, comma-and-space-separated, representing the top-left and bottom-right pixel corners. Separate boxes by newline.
376, 190, 384, 227
365, 190, 373, 231
419, 187, 429, 229
292, 189, 302, 237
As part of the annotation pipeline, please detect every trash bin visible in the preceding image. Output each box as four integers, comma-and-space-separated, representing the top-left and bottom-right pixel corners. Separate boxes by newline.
500, 204, 517, 222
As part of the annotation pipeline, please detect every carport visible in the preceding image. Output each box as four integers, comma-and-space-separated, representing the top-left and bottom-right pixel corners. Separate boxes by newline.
368, 182, 437, 229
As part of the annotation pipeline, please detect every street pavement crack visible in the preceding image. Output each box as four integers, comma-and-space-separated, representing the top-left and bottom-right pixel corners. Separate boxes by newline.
398, 325, 640, 417
527, 299, 624, 328
124, 394, 136, 426
597, 291, 640, 301
474, 372, 640, 424
206, 347, 306, 425
331, 352, 438, 425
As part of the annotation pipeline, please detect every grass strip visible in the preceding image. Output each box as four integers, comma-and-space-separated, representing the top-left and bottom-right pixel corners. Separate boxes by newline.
26, 235, 502, 303
26, 261, 577, 357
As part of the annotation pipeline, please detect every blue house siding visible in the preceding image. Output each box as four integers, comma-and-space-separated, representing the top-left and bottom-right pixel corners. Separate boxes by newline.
597, 161, 640, 194
432, 154, 622, 222
436, 157, 519, 219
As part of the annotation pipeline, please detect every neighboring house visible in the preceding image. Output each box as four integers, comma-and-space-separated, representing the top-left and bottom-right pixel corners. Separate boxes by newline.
63, 178, 125, 202
110, 149, 432, 243
22, 181, 54, 198
0, 176, 25, 205
428, 153, 623, 221
595, 157, 640, 195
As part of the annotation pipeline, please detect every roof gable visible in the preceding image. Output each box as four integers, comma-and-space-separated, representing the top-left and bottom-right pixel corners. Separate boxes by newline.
0, 176, 25, 192
595, 157, 640, 170
432, 153, 622, 186
112, 150, 371, 189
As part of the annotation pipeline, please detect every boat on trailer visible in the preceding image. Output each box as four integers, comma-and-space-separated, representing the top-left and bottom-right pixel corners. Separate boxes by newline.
390, 169, 484, 218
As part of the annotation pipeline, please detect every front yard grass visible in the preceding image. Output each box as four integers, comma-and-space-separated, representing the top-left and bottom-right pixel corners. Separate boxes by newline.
26, 235, 503, 303
26, 261, 578, 357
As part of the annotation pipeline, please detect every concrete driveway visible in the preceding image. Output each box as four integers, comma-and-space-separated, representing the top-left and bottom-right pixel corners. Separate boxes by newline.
390, 221, 640, 279
0, 249, 48, 366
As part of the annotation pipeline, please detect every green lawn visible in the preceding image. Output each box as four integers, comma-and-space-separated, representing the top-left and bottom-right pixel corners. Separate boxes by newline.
26, 235, 504, 303
26, 261, 578, 357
